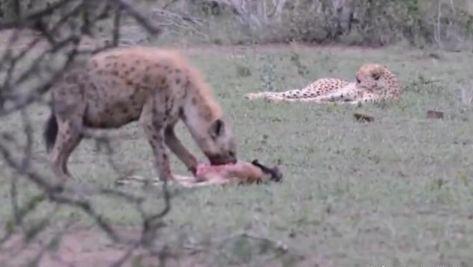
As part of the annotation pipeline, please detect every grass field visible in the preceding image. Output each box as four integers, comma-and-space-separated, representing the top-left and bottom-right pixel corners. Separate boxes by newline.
1, 44, 473, 266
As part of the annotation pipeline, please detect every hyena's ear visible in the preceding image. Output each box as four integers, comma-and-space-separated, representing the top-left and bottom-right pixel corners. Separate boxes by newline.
209, 119, 225, 139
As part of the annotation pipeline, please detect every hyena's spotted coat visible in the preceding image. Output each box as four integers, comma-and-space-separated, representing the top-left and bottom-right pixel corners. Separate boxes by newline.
44, 47, 237, 182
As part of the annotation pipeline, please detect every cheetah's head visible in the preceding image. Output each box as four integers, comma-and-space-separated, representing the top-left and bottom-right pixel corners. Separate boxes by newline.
355, 63, 391, 94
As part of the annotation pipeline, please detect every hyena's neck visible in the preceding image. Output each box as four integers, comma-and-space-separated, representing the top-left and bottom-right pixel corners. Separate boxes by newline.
181, 90, 222, 137
180, 67, 223, 144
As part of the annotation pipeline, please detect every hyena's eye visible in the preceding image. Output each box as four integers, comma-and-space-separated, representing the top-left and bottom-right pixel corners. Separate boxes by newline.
209, 119, 225, 139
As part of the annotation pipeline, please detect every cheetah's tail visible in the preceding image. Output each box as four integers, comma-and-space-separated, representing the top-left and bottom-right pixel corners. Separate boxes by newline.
43, 112, 58, 152
244, 91, 286, 101
244, 92, 266, 100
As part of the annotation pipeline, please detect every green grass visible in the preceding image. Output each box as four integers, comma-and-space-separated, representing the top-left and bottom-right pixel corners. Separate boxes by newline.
1, 45, 473, 266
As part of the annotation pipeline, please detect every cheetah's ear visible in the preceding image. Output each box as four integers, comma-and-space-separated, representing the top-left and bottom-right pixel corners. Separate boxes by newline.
209, 119, 225, 139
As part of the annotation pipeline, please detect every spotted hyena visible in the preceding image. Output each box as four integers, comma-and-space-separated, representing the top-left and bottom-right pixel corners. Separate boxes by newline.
44, 47, 237, 182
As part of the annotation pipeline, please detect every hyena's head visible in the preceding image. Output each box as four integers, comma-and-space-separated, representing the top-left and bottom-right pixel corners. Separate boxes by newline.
201, 118, 237, 165
183, 65, 237, 165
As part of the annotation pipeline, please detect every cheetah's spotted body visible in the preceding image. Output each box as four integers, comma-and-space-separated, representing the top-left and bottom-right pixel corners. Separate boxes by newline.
245, 64, 401, 104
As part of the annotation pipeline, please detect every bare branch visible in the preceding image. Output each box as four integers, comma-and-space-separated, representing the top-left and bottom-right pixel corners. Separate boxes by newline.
0, 1, 175, 265
112, 0, 162, 35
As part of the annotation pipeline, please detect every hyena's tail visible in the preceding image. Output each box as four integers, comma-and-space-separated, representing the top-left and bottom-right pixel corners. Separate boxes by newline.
43, 112, 58, 152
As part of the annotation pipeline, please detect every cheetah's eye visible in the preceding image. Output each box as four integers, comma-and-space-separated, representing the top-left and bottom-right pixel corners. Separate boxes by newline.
372, 73, 381, 81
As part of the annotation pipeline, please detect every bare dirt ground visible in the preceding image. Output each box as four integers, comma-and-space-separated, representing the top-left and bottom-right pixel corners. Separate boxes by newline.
0, 28, 384, 57
1, 226, 203, 267
1, 227, 132, 267
1, 226, 321, 267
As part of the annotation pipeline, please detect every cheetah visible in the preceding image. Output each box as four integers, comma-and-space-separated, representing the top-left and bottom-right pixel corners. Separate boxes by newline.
44, 47, 237, 182
245, 63, 401, 104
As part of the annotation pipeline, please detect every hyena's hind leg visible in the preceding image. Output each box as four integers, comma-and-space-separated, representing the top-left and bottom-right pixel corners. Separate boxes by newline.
47, 114, 84, 181
46, 70, 88, 182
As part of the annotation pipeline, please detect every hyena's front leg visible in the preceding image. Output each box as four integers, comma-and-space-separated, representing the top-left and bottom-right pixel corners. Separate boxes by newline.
140, 101, 174, 181
164, 125, 198, 174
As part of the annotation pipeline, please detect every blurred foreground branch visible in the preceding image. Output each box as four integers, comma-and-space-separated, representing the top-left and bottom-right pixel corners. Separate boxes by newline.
0, 1, 178, 266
